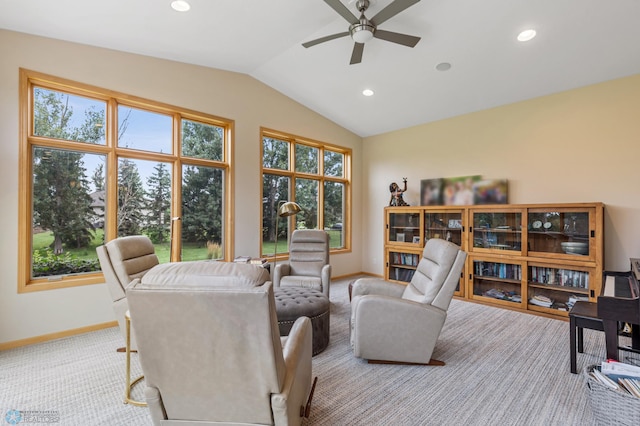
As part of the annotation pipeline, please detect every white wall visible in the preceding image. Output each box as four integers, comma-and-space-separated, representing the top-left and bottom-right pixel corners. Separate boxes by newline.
362, 74, 640, 275
0, 30, 363, 345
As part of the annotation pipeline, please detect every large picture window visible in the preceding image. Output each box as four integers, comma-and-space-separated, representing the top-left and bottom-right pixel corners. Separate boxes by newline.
261, 129, 351, 258
19, 70, 233, 292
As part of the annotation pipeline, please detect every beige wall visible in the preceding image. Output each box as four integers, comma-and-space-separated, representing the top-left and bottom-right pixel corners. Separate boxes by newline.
362, 74, 640, 275
0, 30, 363, 345
2, 28, 639, 346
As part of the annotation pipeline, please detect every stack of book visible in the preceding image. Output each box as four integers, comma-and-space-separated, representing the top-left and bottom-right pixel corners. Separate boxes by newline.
567, 294, 589, 310
590, 360, 640, 397
233, 256, 268, 266
529, 295, 553, 308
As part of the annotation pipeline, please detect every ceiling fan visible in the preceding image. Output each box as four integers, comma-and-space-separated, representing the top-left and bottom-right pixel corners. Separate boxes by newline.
302, 0, 421, 65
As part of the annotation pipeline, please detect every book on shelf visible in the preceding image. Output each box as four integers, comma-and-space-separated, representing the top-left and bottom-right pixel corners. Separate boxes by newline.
529, 295, 553, 308
250, 258, 268, 265
233, 256, 251, 263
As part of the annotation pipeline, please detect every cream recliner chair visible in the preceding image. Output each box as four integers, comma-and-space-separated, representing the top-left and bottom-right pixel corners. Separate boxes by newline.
127, 262, 314, 426
350, 238, 467, 365
96, 235, 159, 350
273, 229, 331, 298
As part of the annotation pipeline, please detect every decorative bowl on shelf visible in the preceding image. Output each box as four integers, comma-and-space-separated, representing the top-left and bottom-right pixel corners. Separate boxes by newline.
561, 242, 589, 255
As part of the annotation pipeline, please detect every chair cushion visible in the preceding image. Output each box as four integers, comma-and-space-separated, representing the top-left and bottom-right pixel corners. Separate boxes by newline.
403, 239, 461, 304
280, 275, 322, 290
288, 230, 329, 277
139, 261, 271, 289
105, 235, 158, 290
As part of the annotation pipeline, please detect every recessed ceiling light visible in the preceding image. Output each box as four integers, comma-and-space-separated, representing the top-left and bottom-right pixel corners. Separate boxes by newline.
362, 89, 374, 97
171, 1, 191, 12
435, 62, 452, 71
517, 29, 536, 42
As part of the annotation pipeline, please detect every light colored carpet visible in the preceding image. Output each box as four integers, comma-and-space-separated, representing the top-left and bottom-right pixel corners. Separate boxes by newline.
2, 278, 633, 425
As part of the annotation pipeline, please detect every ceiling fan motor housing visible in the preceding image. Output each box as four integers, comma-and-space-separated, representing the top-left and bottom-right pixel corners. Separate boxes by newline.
350, 18, 375, 43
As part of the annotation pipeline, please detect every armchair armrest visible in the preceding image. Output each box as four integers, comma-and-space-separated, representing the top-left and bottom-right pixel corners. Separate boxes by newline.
272, 316, 313, 426
321, 264, 331, 298
273, 263, 291, 287
351, 278, 405, 299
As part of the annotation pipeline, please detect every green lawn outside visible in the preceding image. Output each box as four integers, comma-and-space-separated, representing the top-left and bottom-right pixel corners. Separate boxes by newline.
31, 228, 343, 267
32, 230, 211, 264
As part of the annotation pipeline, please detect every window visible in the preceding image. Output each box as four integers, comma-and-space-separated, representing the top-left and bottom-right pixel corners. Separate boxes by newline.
261, 128, 351, 258
19, 69, 233, 292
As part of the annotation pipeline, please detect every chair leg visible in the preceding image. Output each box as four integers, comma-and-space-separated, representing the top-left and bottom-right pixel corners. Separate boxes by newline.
301, 376, 318, 418
570, 315, 577, 374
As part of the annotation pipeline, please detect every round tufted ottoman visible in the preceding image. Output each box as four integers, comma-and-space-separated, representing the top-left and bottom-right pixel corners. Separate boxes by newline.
274, 287, 330, 356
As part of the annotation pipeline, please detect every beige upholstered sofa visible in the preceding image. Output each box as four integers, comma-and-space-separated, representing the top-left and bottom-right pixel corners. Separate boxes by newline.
127, 260, 314, 426
273, 229, 331, 298
96, 235, 159, 350
350, 238, 467, 365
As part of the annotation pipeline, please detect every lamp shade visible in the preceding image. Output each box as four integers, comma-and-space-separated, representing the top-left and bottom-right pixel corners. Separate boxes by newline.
278, 201, 301, 218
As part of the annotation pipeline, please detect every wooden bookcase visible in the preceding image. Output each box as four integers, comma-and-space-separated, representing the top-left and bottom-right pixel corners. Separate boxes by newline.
384, 202, 604, 318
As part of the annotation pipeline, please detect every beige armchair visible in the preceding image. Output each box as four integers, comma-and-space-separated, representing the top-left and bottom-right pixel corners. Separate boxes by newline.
96, 235, 159, 350
350, 238, 467, 365
127, 262, 315, 426
273, 229, 331, 298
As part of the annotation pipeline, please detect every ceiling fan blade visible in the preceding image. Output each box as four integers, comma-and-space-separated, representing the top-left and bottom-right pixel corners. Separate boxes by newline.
350, 43, 364, 65
324, 0, 359, 25
302, 31, 350, 48
374, 29, 420, 47
370, 0, 421, 26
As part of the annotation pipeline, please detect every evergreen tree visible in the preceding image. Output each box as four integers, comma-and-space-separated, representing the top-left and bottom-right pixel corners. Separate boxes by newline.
262, 138, 289, 243
144, 162, 171, 243
180, 121, 224, 245
32, 88, 103, 253
182, 165, 223, 244
117, 158, 145, 236
92, 163, 104, 191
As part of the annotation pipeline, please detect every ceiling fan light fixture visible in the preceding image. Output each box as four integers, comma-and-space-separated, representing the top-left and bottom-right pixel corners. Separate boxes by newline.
362, 89, 374, 96
350, 23, 375, 43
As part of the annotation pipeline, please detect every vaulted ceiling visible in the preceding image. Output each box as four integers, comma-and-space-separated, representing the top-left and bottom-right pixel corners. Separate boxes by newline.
2, 0, 639, 137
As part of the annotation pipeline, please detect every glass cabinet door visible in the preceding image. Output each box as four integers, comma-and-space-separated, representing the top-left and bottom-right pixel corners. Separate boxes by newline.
527, 208, 594, 260
387, 210, 421, 246
423, 210, 463, 247
471, 259, 524, 307
528, 264, 592, 313
471, 210, 523, 253
387, 250, 420, 283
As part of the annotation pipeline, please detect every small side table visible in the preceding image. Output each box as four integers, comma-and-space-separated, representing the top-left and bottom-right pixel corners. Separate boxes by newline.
124, 310, 146, 406
569, 301, 604, 374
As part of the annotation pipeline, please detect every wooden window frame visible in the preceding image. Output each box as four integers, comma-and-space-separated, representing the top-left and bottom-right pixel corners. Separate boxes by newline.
260, 127, 352, 259
18, 69, 234, 292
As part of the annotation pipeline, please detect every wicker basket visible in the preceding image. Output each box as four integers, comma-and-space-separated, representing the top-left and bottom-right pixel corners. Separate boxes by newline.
583, 365, 640, 426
